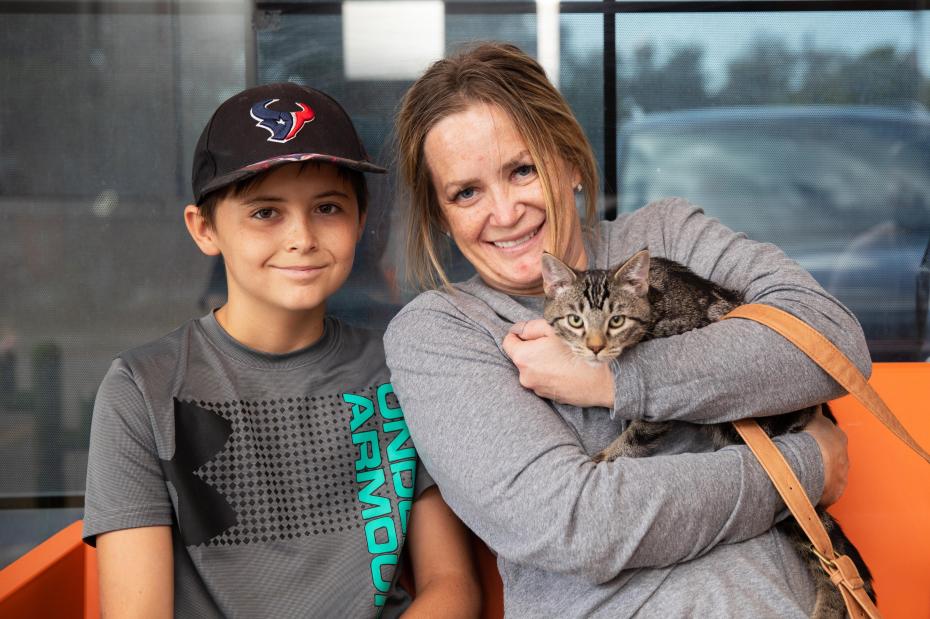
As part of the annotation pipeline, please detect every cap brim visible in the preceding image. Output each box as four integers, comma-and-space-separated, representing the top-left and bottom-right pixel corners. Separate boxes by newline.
197, 153, 387, 203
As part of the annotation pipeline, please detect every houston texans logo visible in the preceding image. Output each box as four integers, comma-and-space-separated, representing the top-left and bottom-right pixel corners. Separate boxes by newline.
250, 99, 315, 143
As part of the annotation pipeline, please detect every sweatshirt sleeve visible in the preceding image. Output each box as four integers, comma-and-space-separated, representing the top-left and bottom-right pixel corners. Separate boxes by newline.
384, 298, 824, 584
607, 198, 872, 423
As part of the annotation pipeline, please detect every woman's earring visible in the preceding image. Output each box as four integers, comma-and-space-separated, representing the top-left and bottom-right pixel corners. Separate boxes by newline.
574, 183, 583, 193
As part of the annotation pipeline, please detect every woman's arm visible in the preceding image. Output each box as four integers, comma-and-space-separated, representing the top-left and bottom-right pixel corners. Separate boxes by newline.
385, 300, 825, 584
96, 526, 173, 619
403, 487, 482, 618
609, 198, 871, 423
510, 198, 871, 422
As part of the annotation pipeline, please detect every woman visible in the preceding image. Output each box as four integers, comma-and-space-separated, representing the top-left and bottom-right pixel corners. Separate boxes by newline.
385, 42, 867, 617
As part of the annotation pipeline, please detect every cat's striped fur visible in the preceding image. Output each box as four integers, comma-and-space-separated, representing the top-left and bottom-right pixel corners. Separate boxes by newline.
540, 249, 874, 619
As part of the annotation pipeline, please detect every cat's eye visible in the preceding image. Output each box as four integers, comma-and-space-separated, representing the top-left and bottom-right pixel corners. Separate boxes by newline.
566, 314, 583, 328
609, 315, 626, 328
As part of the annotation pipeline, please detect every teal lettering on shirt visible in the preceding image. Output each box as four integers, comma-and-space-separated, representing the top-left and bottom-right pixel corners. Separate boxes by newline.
357, 469, 391, 519
353, 430, 382, 471
344, 393, 376, 432
344, 383, 419, 609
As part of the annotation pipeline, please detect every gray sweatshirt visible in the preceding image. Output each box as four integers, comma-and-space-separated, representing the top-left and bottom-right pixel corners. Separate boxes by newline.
384, 199, 871, 618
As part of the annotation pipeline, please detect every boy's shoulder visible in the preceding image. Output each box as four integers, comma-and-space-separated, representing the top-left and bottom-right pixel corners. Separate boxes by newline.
94, 319, 201, 411
116, 318, 199, 375
92, 318, 202, 439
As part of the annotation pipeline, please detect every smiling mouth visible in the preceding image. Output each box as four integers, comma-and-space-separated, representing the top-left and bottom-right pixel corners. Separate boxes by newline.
490, 223, 543, 249
273, 265, 327, 278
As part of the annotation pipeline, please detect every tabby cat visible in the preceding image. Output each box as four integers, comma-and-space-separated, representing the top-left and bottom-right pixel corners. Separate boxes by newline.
540, 249, 874, 619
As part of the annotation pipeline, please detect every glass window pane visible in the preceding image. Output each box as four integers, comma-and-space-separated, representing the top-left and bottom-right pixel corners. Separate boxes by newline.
561, 14, 605, 217
616, 10, 930, 361
446, 14, 536, 52
0, 5, 247, 567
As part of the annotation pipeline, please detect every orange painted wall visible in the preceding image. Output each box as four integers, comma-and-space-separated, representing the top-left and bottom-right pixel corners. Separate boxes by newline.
827, 363, 930, 619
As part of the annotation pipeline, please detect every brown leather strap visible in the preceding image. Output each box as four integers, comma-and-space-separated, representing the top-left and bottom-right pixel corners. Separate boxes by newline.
718, 303, 930, 619
732, 419, 880, 619
832, 554, 880, 619
731, 417, 831, 551
722, 304, 930, 465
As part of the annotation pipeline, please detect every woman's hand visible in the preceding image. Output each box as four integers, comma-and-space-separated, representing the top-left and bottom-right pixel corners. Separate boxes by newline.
502, 319, 614, 409
801, 412, 849, 506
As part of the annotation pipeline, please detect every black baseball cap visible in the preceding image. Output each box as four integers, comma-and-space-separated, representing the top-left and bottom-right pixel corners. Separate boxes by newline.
192, 82, 386, 204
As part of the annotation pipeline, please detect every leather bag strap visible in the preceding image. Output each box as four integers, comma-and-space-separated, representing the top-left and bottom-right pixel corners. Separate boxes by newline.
720, 303, 930, 619
722, 304, 930, 465
731, 418, 879, 619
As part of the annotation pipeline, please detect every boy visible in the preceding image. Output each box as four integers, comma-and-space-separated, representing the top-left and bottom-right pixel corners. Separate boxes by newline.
83, 83, 479, 618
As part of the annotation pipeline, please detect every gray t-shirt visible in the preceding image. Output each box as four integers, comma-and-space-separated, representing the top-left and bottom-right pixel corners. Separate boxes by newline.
384, 198, 871, 618
84, 313, 432, 618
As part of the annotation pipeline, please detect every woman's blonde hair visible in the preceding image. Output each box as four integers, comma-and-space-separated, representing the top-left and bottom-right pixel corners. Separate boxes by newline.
395, 42, 599, 290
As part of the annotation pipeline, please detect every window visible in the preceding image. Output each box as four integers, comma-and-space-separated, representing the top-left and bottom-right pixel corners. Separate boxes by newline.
613, 8, 930, 361
1, 0, 927, 568
0, 0, 249, 566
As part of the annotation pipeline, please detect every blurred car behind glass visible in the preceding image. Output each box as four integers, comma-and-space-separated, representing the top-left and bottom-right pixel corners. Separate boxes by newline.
618, 105, 930, 361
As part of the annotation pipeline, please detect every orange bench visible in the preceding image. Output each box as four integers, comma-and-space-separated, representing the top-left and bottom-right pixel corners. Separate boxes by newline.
0, 521, 97, 619
821, 362, 930, 618
1, 363, 927, 618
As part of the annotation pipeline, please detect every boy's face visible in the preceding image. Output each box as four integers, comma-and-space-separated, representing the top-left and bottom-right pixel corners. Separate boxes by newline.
191, 163, 365, 318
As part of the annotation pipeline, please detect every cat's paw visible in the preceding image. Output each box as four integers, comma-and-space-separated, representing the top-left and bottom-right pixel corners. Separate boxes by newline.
591, 449, 614, 463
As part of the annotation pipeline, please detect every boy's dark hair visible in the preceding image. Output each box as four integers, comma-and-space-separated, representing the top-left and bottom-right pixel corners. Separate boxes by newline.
197, 162, 368, 229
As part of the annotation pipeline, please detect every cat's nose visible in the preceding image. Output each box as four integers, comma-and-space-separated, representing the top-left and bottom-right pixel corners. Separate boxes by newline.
587, 342, 605, 354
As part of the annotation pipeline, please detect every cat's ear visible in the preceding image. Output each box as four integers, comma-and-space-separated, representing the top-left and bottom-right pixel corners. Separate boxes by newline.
541, 252, 577, 298
613, 249, 650, 296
